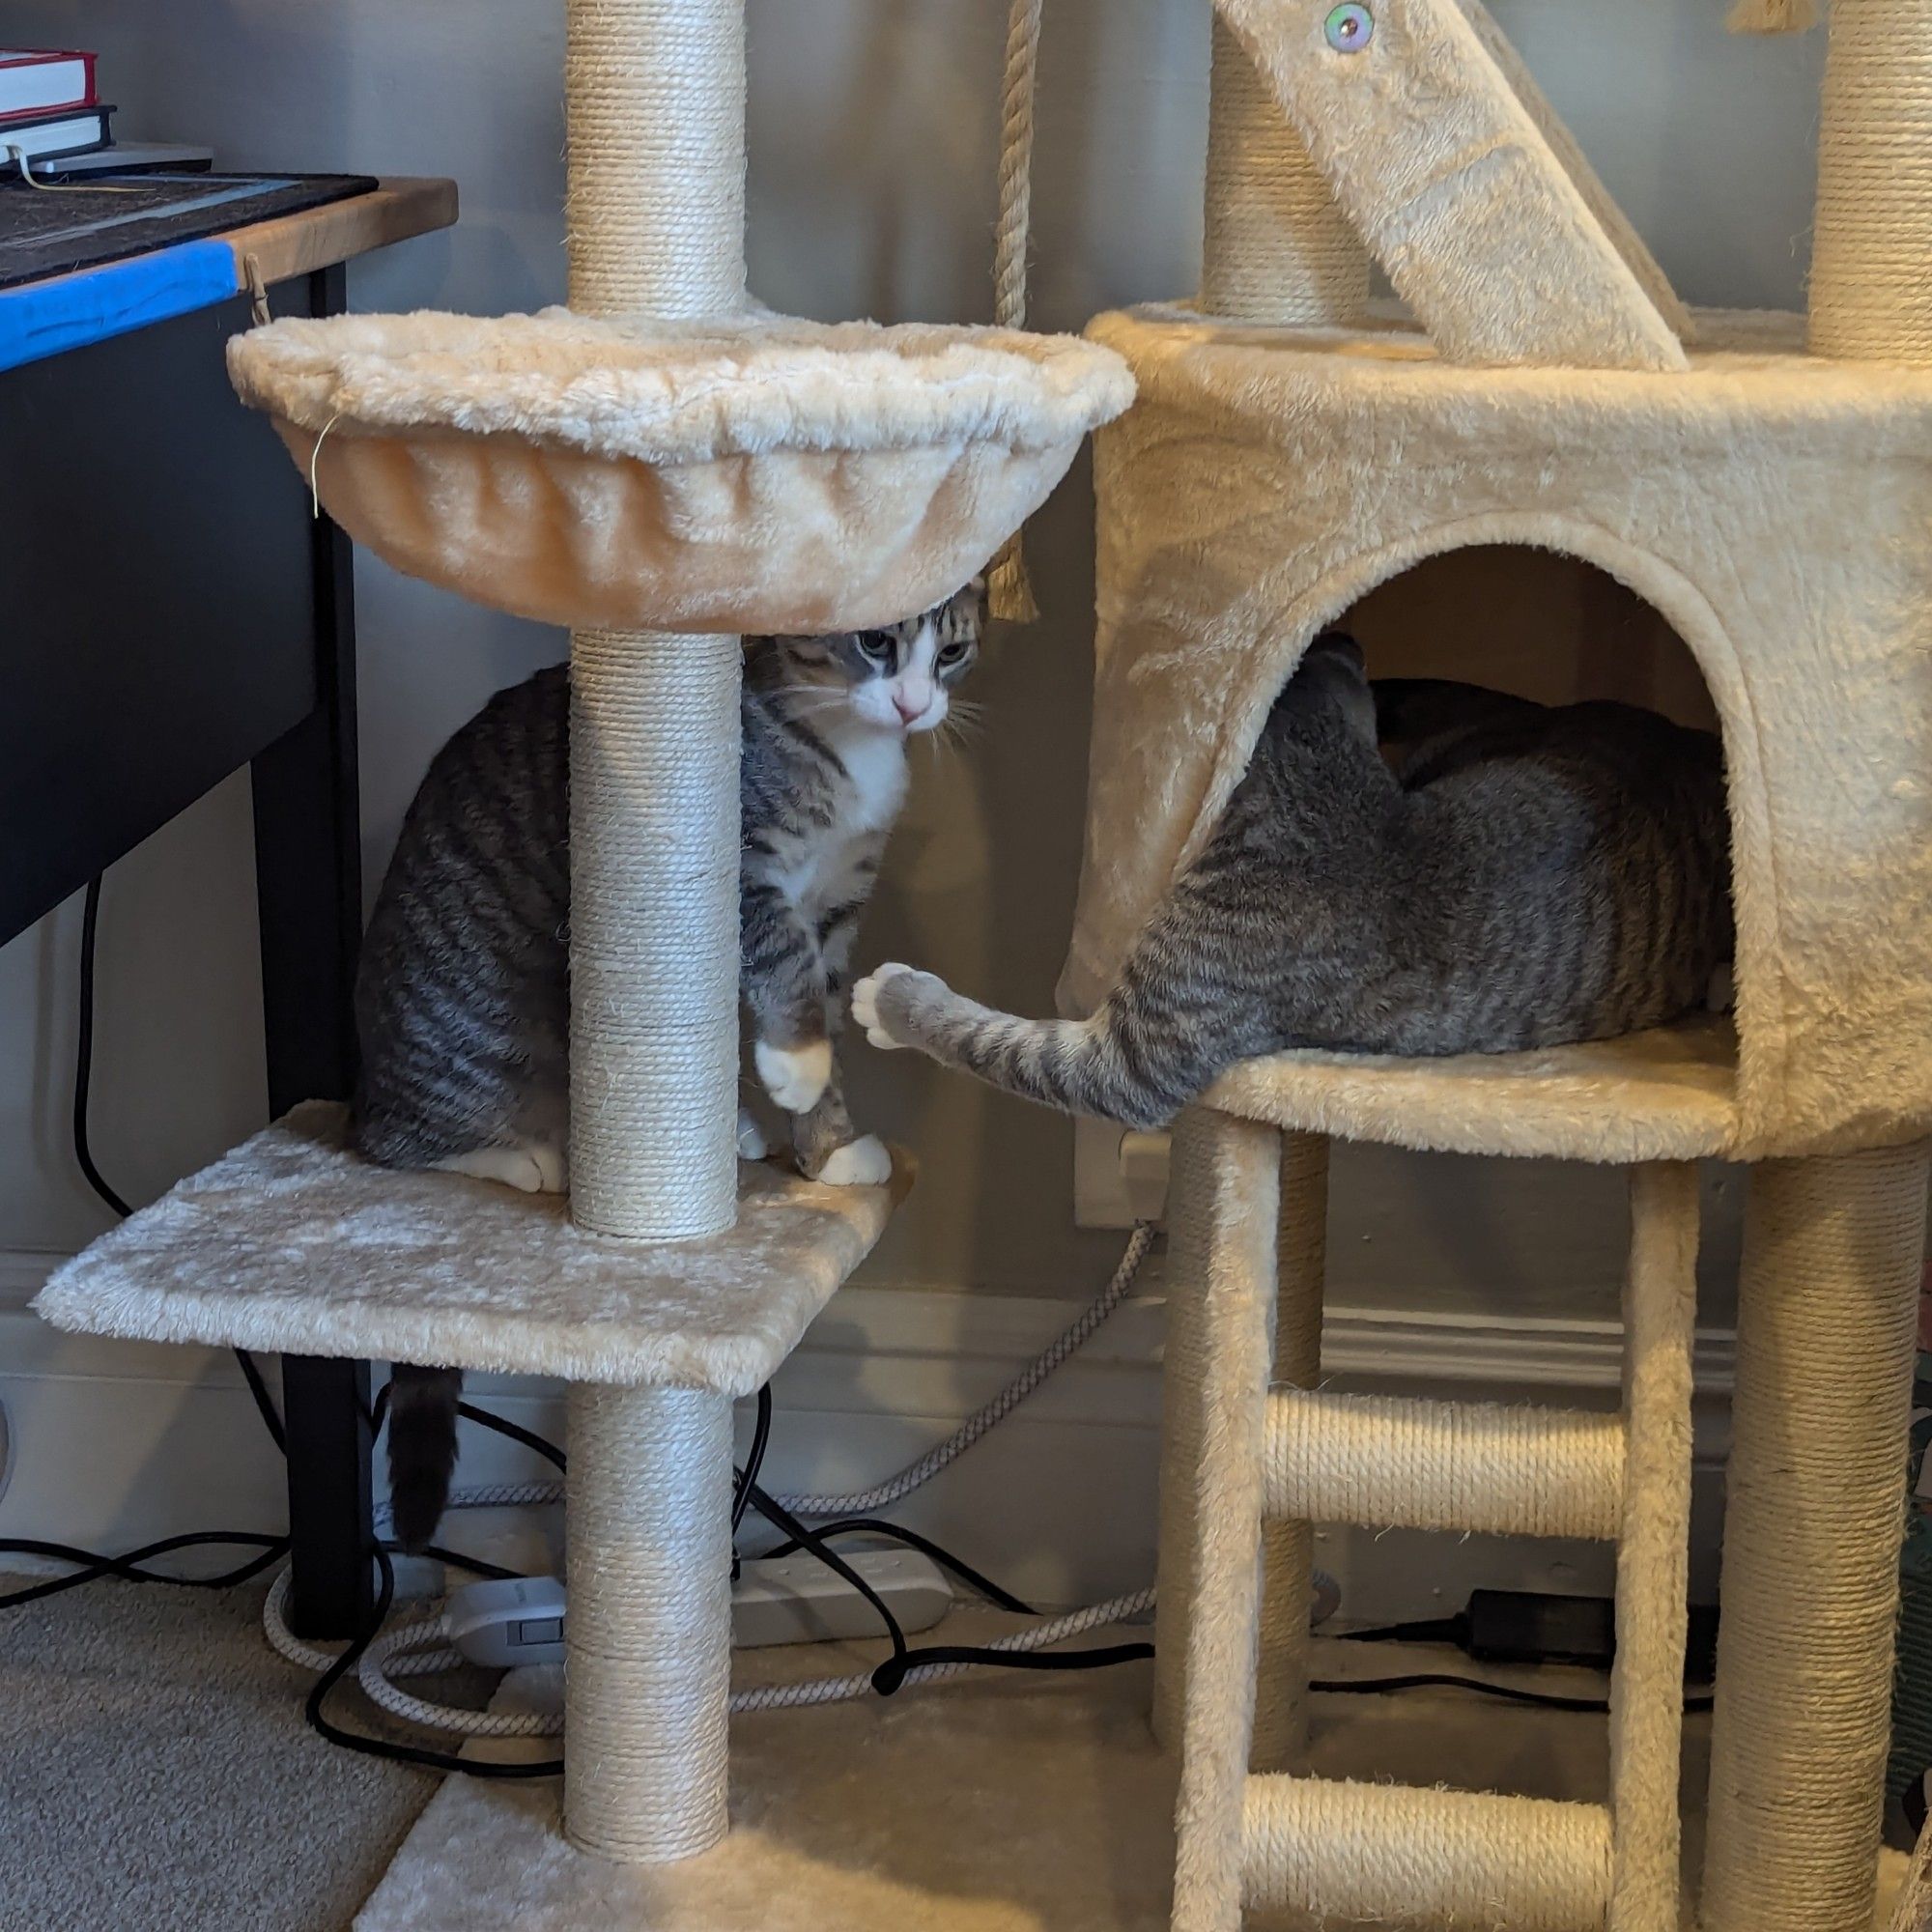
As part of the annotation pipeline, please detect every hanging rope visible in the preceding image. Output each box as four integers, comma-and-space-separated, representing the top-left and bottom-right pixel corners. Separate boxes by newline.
1726, 0, 1820, 32
988, 0, 1044, 624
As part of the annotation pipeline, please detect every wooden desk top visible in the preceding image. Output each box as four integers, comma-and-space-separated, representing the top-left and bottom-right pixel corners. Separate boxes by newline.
0, 176, 457, 373
221, 176, 457, 288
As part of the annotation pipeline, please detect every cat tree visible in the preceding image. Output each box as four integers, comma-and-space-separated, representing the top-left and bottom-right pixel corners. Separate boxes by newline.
1050, 2, 1930, 1928
35, 0, 1130, 1902
30, 0, 1932, 1927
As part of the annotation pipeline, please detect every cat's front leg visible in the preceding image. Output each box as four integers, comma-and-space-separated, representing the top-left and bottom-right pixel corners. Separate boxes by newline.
851, 961, 958, 1055
743, 877, 835, 1115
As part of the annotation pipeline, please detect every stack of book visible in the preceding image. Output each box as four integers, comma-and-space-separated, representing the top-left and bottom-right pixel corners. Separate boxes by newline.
0, 48, 112, 172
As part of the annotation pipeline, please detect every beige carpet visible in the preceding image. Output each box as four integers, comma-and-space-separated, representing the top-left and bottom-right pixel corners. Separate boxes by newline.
360, 1620, 1907, 1932
0, 1574, 434, 1932
3, 1582, 1908, 1931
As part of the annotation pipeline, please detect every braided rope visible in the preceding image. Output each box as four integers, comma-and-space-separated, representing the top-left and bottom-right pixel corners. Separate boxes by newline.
774, 1223, 1153, 1517
1809, 0, 1932, 364
988, 0, 1046, 624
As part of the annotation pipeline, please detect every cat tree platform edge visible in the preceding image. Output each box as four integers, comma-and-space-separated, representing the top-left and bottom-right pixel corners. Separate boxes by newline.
32, 1103, 905, 1393
1204, 1015, 1741, 1163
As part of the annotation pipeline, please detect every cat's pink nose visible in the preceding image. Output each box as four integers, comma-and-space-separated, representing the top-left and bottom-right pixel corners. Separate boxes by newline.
894, 692, 924, 724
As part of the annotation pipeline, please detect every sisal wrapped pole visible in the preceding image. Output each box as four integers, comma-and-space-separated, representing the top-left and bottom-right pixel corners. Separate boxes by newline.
1199, 15, 1370, 326
565, 0, 747, 1241
561, 0, 747, 1866
1250, 1132, 1326, 1773
1808, 0, 1932, 363
1702, 1141, 1932, 1931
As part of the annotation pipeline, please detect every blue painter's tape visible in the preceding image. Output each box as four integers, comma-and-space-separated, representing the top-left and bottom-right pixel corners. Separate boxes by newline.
0, 239, 241, 374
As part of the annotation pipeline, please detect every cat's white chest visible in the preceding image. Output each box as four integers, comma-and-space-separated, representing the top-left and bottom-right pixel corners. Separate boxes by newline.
835, 731, 910, 835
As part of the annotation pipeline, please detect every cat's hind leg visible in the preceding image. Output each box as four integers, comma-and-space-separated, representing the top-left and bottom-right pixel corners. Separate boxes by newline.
790, 1078, 891, 1187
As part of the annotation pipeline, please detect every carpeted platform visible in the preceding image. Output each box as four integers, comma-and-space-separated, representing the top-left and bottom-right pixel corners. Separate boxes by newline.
0, 1575, 435, 1932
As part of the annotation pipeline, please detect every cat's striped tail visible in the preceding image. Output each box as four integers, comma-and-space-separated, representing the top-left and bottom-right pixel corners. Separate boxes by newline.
384, 1363, 464, 1551
852, 959, 1258, 1130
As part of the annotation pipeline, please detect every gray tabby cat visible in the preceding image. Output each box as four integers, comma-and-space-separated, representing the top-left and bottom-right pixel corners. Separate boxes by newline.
357, 581, 983, 1548
854, 632, 1731, 1129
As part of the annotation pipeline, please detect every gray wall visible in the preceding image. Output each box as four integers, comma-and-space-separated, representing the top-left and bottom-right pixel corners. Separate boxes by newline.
2, 1, 1824, 1317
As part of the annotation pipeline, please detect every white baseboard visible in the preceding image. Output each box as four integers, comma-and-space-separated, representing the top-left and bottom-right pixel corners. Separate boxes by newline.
0, 1248, 1734, 1618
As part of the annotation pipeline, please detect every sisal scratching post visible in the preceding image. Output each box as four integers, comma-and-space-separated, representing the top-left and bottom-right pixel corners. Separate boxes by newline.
1809, 0, 1932, 365
562, 0, 747, 1864
1154, 1108, 1281, 1757
565, 0, 747, 1242
564, 1383, 734, 1860
1607, 1163, 1699, 1932
1703, 1141, 1932, 1932
1199, 15, 1369, 326
1250, 1131, 1326, 1774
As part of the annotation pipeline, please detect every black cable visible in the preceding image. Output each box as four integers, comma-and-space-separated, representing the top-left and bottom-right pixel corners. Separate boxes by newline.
72, 873, 286, 1454
1312, 1671, 1715, 1716
455, 1402, 566, 1472
733, 1385, 773, 1539
71, 878, 131, 1219
755, 1519, 1037, 1617
0, 1531, 290, 1610
1336, 1615, 1467, 1647
303, 1546, 561, 1778
741, 1479, 912, 1681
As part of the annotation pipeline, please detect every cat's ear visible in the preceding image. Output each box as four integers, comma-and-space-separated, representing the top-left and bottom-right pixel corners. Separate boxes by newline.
1307, 630, 1367, 679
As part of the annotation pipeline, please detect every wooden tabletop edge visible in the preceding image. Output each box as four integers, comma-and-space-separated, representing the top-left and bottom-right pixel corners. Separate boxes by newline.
222, 176, 459, 287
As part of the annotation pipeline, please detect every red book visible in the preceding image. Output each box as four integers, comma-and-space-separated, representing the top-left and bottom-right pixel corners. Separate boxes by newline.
0, 48, 97, 124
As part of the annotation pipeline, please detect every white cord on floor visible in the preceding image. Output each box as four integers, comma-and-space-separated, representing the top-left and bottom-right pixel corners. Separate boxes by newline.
354, 1585, 1160, 1738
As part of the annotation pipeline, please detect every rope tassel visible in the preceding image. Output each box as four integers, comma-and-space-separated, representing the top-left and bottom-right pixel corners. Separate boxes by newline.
990, 0, 1044, 625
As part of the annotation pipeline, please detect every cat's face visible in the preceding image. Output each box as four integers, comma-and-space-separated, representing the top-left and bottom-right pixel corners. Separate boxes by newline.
772, 579, 985, 736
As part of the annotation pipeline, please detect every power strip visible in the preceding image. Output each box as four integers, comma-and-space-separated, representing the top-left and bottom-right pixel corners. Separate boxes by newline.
446, 1547, 952, 1668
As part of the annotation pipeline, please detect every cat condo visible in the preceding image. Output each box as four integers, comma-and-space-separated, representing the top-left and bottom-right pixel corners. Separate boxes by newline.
30, 1, 1932, 1930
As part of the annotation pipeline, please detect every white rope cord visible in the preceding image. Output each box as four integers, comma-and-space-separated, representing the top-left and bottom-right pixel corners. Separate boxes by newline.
1809, 0, 1932, 364
773, 1221, 1154, 1517
987, 0, 1045, 624
351, 1585, 1159, 1739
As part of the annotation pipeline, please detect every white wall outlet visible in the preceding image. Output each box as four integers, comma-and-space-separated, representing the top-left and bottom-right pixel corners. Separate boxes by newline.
1073, 1118, 1171, 1229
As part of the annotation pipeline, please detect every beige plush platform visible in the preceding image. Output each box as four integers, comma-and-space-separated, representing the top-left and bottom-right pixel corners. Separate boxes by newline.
228, 310, 1134, 636
1205, 1015, 1740, 1163
1062, 304, 1932, 1163
32, 1104, 901, 1393
349, 1628, 1906, 1932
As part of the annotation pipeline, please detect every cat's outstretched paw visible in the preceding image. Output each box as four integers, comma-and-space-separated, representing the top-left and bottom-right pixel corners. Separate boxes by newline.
812, 1134, 893, 1187
851, 962, 921, 1050
736, 1106, 770, 1161
755, 1037, 833, 1114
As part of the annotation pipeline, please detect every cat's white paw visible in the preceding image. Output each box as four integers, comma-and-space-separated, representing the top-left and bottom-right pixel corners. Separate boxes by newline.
851, 962, 918, 1050
435, 1144, 564, 1194
737, 1106, 770, 1161
755, 1037, 833, 1113
813, 1134, 893, 1187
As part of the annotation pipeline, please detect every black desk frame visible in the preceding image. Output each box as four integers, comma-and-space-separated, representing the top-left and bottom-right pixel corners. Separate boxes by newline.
5, 265, 373, 1637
